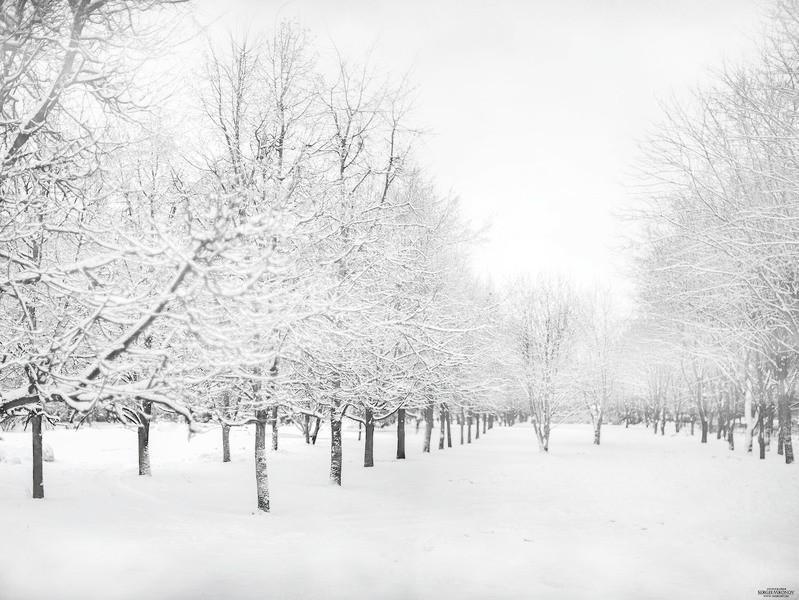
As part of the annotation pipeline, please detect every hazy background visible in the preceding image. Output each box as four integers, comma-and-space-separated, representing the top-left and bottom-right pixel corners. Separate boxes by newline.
194, 0, 767, 292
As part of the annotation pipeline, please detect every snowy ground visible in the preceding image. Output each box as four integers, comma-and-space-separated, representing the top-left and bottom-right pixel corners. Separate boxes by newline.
0, 421, 797, 600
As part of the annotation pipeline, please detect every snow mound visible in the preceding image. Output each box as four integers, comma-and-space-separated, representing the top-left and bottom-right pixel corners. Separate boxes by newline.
43, 443, 54, 462
0, 445, 22, 465
0, 441, 55, 462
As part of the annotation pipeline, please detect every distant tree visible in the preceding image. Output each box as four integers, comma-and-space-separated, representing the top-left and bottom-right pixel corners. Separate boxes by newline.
506, 274, 577, 452
574, 284, 627, 445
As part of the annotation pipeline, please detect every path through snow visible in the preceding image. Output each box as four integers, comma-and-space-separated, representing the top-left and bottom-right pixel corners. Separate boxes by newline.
0, 423, 796, 599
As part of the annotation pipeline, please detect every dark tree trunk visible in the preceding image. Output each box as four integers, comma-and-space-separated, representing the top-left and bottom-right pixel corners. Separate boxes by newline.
757, 409, 766, 460
438, 406, 445, 450
222, 424, 231, 463
330, 408, 343, 485
475, 413, 481, 440
422, 403, 434, 453
690, 417, 695, 436
311, 416, 321, 445
765, 401, 774, 452
32, 412, 44, 499
780, 393, 794, 465
482, 413, 487, 434
271, 405, 279, 451
460, 407, 465, 445
396, 408, 406, 459
364, 408, 375, 467
254, 410, 270, 512
727, 424, 734, 451
137, 401, 152, 476
304, 414, 311, 444
467, 410, 473, 444
415, 417, 421, 434
358, 421, 362, 442
700, 415, 708, 443
446, 410, 452, 448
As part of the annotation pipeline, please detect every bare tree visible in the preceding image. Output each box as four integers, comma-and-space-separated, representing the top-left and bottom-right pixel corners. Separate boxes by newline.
507, 274, 577, 452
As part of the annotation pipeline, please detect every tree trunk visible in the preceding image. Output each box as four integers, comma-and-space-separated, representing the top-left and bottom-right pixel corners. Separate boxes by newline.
757, 408, 766, 460
222, 424, 231, 463
460, 407, 465, 445
727, 424, 734, 451
467, 410, 473, 444
780, 393, 794, 465
271, 405, 279, 451
532, 417, 550, 452
482, 413, 487, 435
364, 408, 375, 467
32, 412, 44, 499
311, 416, 321, 445
475, 413, 480, 440
700, 415, 708, 443
446, 409, 452, 448
358, 421, 362, 442
422, 403, 434, 453
254, 410, 270, 512
593, 413, 602, 446
330, 408, 343, 485
137, 401, 152, 476
221, 392, 232, 459
304, 414, 311, 444
438, 406, 445, 450
311, 417, 322, 446
396, 408, 406, 459
765, 401, 774, 452
744, 381, 755, 454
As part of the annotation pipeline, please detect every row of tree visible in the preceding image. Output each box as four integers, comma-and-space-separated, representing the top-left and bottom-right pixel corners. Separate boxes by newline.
626, 0, 799, 463
0, 1, 525, 512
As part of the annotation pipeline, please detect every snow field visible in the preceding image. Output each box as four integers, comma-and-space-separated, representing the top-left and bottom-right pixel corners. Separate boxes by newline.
0, 422, 797, 600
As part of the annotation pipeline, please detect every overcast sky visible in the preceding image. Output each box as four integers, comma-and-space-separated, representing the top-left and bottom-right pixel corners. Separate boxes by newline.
196, 0, 767, 292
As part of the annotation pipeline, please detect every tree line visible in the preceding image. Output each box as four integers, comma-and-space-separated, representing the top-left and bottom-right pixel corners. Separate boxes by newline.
0, 1, 525, 512
626, 0, 799, 464
2, 0, 796, 516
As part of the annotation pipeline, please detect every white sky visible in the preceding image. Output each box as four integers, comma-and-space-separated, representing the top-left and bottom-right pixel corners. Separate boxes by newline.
195, 0, 767, 292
